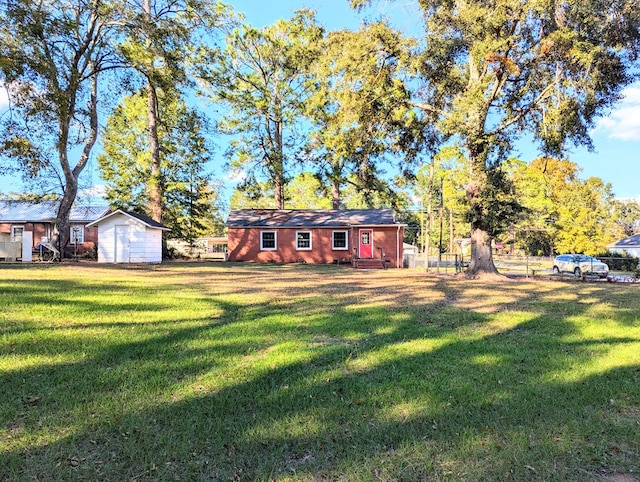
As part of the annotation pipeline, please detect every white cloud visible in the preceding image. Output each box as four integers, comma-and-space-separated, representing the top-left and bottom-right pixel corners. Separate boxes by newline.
595, 84, 640, 141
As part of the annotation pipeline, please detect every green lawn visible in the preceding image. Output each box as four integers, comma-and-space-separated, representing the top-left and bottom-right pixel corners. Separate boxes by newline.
1, 263, 638, 481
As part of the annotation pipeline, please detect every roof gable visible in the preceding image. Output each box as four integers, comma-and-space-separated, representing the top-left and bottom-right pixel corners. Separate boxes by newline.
227, 209, 401, 228
86, 209, 171, 230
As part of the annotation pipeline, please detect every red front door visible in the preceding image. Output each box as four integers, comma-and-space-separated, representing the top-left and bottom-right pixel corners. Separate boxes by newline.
359, 229, 373, 258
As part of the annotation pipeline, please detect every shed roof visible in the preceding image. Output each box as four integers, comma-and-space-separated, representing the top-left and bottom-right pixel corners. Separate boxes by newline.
86, 209, 171, 230
608, 233, 640, 248
227, 209, 403, 228
0, 200, 109, 223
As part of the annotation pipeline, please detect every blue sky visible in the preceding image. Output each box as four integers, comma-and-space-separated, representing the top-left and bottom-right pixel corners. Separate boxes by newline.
232, 0, 640, 200
1, 0, 639, 201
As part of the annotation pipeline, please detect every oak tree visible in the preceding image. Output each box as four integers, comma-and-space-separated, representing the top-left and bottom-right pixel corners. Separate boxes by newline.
354, 0, 640, 275
0, 0, 120, 257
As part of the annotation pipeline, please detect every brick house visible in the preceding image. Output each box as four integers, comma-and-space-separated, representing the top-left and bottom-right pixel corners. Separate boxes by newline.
226, 209, 406, 268
0, 200, 108, 260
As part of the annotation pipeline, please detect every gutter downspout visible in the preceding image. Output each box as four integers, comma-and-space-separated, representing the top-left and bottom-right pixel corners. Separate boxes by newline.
397, 224, 401, 268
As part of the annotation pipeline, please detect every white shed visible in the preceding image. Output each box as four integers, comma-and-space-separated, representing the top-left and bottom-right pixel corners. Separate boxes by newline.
87, 210, 170, 263
607, 233, 640, 258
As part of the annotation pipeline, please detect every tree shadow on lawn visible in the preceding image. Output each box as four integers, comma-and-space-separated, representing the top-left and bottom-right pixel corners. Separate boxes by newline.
1, 271, 639, 481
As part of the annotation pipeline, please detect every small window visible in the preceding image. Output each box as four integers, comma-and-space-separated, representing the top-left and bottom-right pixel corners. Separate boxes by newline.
11, 226, 23, 242
332, 230, 348, 250
70, 226, 84, 244
260, 231, 277, 250
296, 231, 312, 250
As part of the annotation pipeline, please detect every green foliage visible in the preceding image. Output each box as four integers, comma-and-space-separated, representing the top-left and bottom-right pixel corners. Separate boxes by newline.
553, 176, 618, 254
611, 199, 640, 237
116, 0, 231, 223
413, 146, 471, 251
199, 10, 323, 209
305, 22, 422, 208
595, 251, 639, 272
508, 157, 623, 256
98, 91, 223, 242
0, 0, 120, 253
353, 0, 640, 273
117, 0, 229, 94
465, 164, 525, 238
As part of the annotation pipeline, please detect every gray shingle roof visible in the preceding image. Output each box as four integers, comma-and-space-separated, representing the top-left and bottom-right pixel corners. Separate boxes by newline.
122, 210, 171, 230
0, 200, 109, 223
87, 209, 171, 230
227, 209, 401, 228
609, 233, 640, 248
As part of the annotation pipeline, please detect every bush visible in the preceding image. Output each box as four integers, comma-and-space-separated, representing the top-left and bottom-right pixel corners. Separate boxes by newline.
595, 251, 639, 271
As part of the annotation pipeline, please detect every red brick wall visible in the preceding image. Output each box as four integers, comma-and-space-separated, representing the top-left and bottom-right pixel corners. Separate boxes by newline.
228, 226, 404, 267
63, 224, 98, 257
0, 222, 98, 257
0, 222, 49, 244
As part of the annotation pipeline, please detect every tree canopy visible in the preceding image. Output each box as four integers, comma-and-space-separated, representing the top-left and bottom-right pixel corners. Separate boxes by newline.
98, 91, 223, 242
199, 10, 324, 209
2, 0, 638, 264
355, 0, 640, 275
0, 0, 120, 254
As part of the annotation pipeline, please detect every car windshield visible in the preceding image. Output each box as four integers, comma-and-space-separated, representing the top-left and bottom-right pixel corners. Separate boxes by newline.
576, 255, 596, 262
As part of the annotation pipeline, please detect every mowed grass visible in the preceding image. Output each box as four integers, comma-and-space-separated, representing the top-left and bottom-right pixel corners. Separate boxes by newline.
1, 263, 639, 481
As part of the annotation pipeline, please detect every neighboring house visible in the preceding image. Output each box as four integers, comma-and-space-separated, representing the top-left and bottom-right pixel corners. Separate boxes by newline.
607, 233, 640, 258
87, 209, 170, 263
167, 237, 228, 260
227, 209, 406, 268
0, 200, 108, 260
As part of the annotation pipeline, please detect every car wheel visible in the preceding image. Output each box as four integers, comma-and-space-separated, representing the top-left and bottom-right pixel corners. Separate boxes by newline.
553, 266, 560, 274
574, 267, 581, 277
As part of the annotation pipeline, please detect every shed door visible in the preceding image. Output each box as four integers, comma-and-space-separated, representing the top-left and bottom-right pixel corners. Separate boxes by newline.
115, 225, 130, 263
359, 229, 373, 258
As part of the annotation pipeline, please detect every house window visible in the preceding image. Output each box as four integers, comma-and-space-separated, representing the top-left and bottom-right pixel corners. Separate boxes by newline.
70, 226, 84, 244
11, 226, 23, 242
332, 230, 348, 250
260, 231, 277, 250
296, 231, 312, 250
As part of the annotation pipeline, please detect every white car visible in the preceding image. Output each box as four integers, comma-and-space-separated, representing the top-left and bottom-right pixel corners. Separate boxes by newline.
552, 254, 609, 278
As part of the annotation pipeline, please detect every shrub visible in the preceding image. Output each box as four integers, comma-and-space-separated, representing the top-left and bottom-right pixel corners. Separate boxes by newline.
595, 251, 639, 271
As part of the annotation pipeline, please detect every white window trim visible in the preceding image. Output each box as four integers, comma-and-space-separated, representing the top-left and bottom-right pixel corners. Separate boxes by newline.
296, 230, 312, 251
260, 231, 277, 251
70, 225, 84, 244
332, 230, 349, 250
11, 226, 24, 242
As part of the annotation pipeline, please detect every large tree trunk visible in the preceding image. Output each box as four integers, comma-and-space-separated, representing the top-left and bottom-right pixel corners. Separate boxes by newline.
465, 142, 499, 276
146, 81, 163, 222
143, 0, 163, 223
273, 106, 285, 210
54, 183, 78, 258
331, 180, 340, 209
467, 223, 498, 276
53, 71, 99, 259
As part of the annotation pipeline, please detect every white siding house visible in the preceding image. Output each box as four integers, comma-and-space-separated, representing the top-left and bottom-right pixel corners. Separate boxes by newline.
607, 234, 640, 258
87, 210, 170, 263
